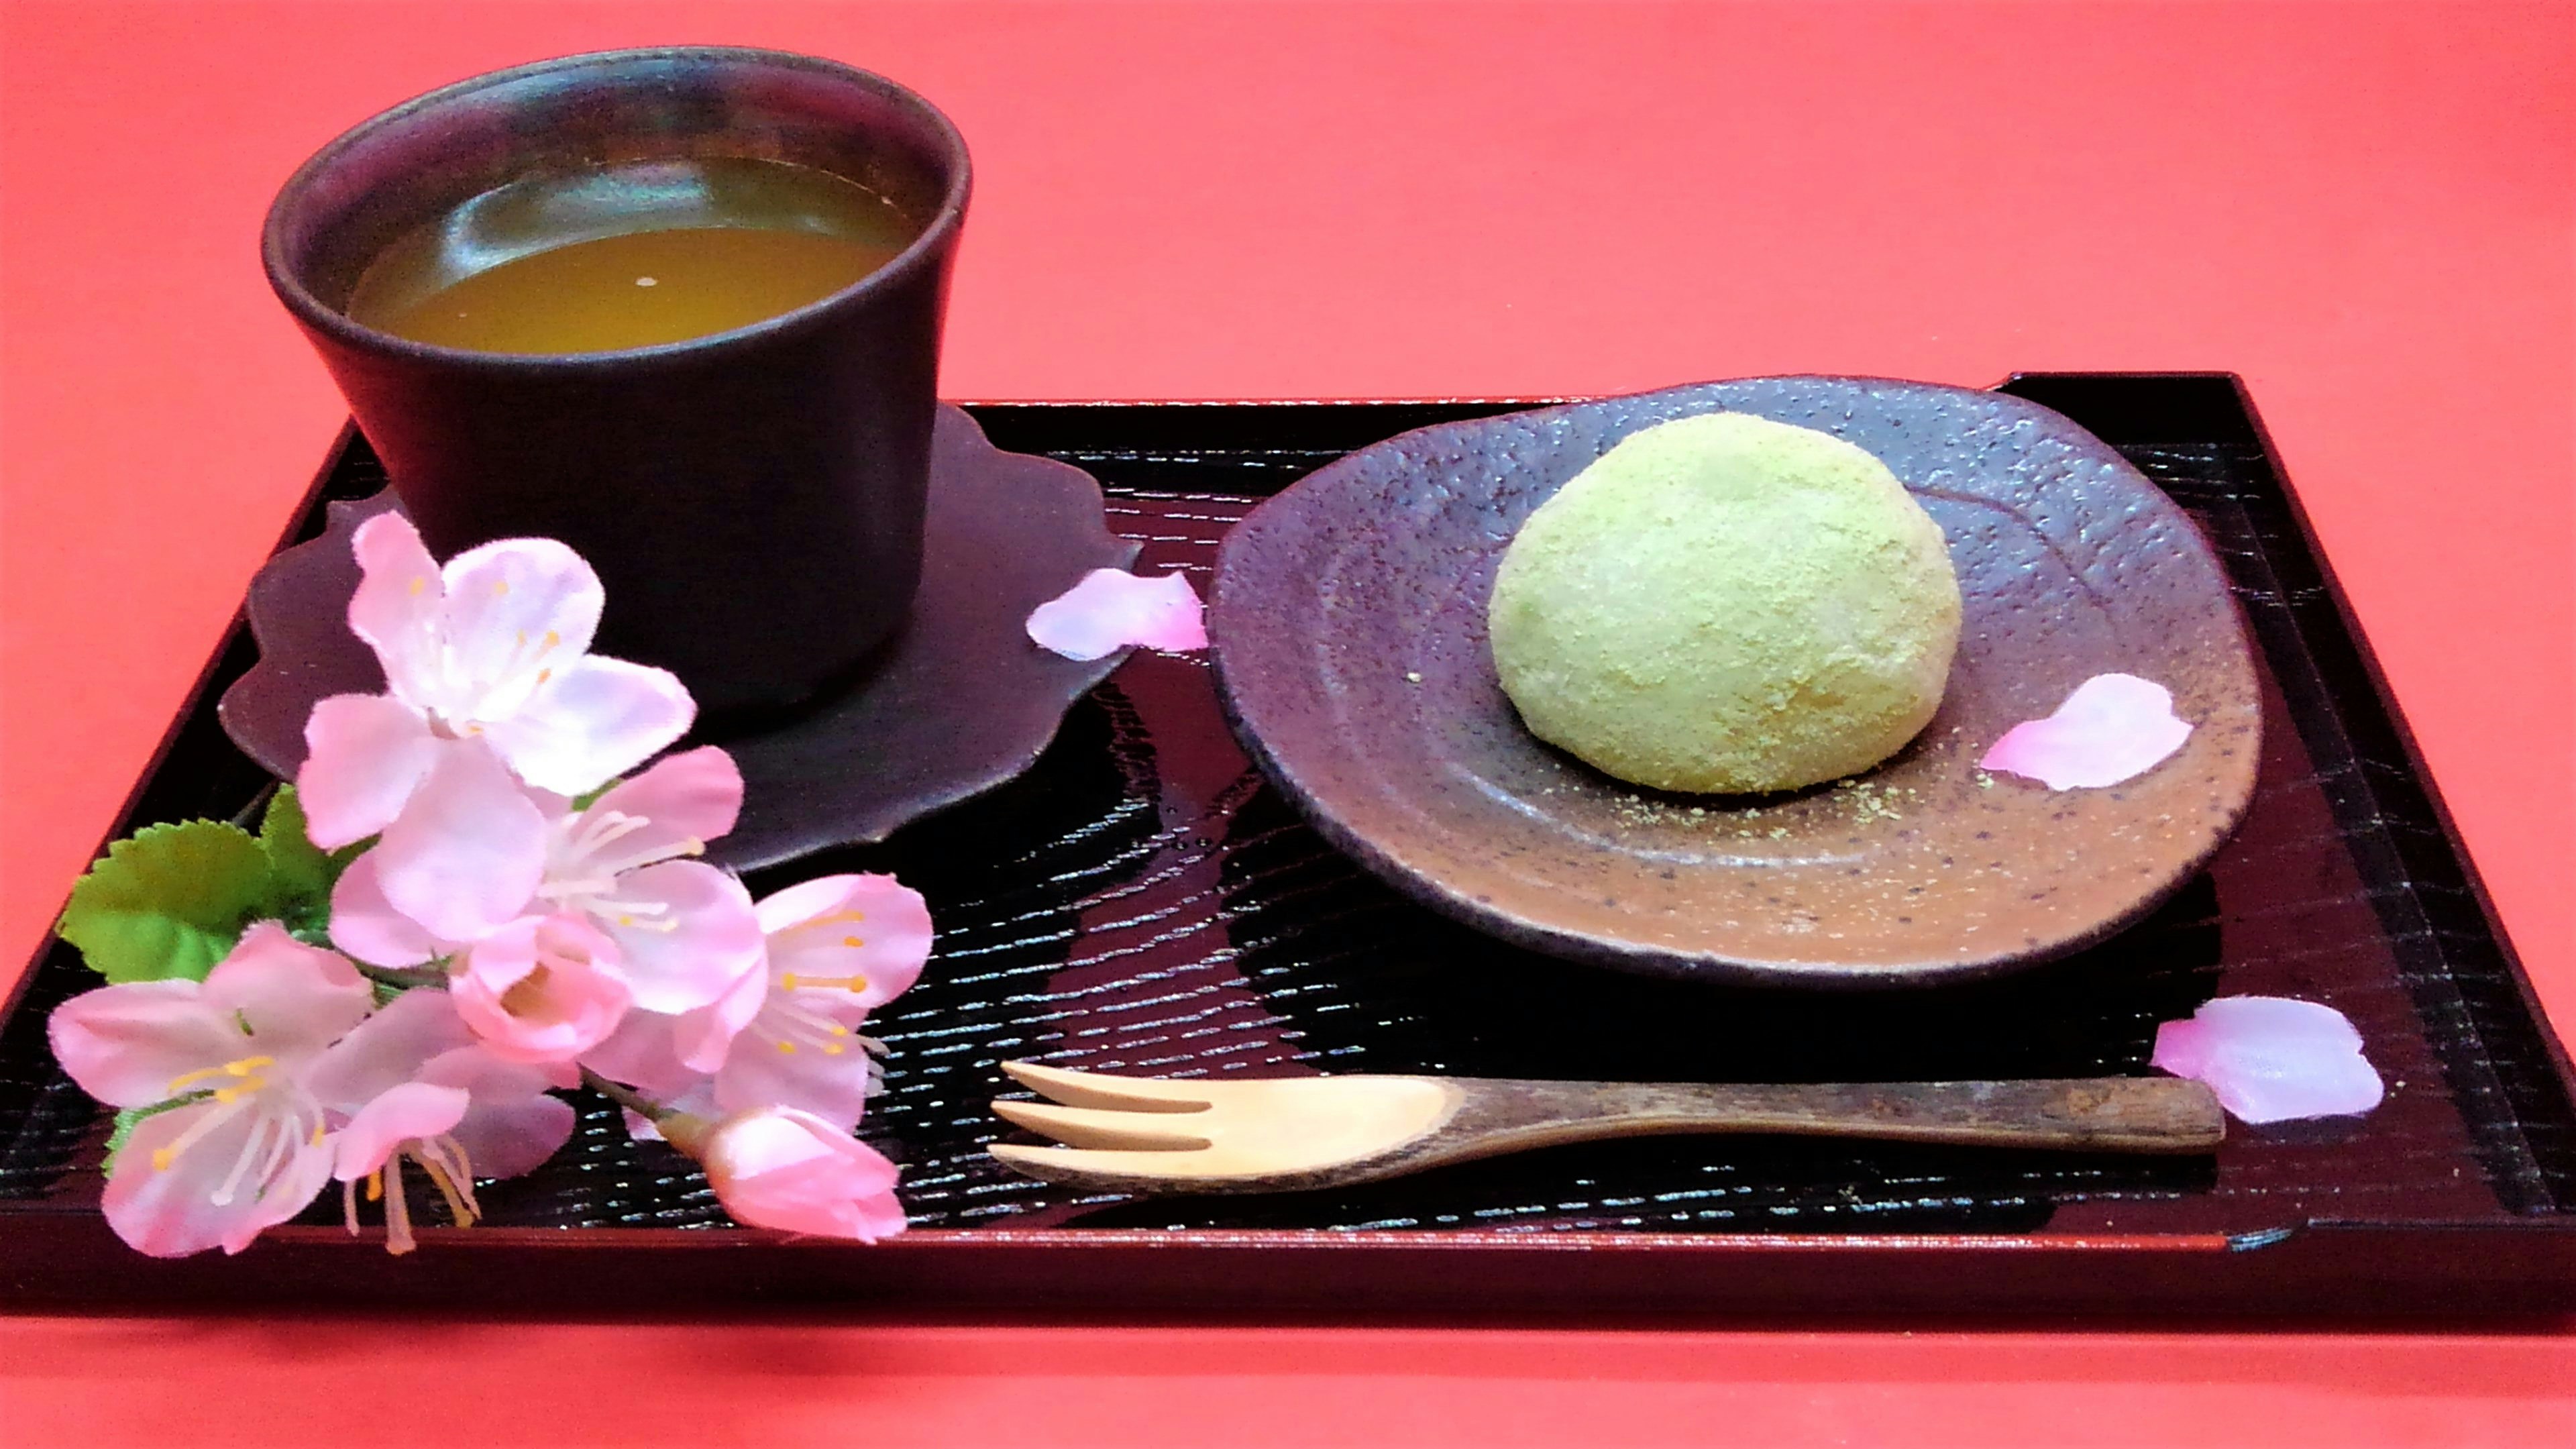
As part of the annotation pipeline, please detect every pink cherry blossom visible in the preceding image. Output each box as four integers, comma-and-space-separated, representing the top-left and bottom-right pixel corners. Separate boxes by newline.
46, 924, 372, 1257
585, 873, 930, 1134
527, 747, 761, 1012
2153, 996, 2385, 1124
307, 987, 577, 1175
1026, 568, 1207, 661
306, 990, 576, 1254
327, 746, 763, 1015
665, 1106, 907, 1241
328, 1081, 470, 1254
296, 513, 693, 849
448, 915, 634, 1063
1980, 673, 2194, 790
324, 849, 453, 969
366, 742, 549, 945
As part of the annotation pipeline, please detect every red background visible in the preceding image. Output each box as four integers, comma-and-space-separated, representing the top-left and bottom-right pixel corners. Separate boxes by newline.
2, 1, 2571, 1442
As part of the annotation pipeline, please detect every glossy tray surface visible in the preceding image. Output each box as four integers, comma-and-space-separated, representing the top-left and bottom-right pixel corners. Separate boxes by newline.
3, 376, 2571, 1316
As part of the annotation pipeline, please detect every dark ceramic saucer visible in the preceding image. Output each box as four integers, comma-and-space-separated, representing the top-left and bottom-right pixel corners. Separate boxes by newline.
219, 405, 1137, 870
1209, 376, 2261, 989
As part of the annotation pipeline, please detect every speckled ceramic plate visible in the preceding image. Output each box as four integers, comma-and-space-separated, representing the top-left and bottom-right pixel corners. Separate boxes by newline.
1209, 376, 2262, 988
219, 405, 1136, 869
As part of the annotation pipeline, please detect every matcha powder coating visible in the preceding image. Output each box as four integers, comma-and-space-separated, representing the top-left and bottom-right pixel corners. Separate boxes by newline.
1487, 411, 1963, 794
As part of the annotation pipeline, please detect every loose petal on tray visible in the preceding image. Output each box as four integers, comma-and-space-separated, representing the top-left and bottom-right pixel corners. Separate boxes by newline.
2152, 996, 2384, 1124
1026, 569, 1207, 661
1980, 673, 2192, 790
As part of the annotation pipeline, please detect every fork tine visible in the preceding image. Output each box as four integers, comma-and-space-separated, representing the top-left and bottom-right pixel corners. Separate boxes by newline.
987, 1142, 1244, 1185
1000, 1061, 1218, 1112
991, 1100, 1213, 1151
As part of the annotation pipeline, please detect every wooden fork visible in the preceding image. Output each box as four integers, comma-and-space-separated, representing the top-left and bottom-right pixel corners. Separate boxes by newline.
986, 1061, 2226, 1195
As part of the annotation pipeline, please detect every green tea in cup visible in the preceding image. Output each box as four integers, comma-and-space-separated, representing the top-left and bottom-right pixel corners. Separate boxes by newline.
343, 156, 920, 355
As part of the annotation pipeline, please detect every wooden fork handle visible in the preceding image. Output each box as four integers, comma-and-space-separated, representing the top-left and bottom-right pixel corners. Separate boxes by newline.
1434, 1077, 2224, 1159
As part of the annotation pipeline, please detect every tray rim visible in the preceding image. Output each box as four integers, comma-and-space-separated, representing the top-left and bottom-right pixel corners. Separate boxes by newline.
5, 374, 2572, 1318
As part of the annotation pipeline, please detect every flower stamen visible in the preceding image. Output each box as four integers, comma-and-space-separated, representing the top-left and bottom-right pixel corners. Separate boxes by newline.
781, 973, 871, 994
209, 1114, 275, 1206
164, 1055, 275, 1094
149, 1093, 257, 1171
384, 1162, 415, 1255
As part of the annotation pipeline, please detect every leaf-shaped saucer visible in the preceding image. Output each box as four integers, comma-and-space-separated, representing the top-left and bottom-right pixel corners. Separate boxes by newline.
219, 405, 1137, 870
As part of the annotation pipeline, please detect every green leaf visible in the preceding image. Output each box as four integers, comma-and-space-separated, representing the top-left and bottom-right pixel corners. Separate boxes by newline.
56, 821, 274, 983
254, 785, 362, 927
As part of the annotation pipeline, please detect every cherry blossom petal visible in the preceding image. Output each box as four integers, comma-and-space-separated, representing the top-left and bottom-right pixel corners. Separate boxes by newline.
759, 874, 933, 1013
576, 747, 743, 865
1026, 569, 1208, 661
326, 854, 451, 968
711, 1014, 877, 1132
594, 860, 764, 1014
344, 514, 446, 706
373, 744, 548, 944
415, 1046, 578, 1179
47, 980, 244, 1108
451, 915, 633, 1063
580, 1009, 704, 1100
2152, 996, 2385, 1124
437, 536, 605, 695
332, 1081, 471, 1181
688, 1107, 906, 1241
306, 986, 476, 1112
1980, 673, 2194, 791
482, 655, 694, 798
298, 694, 444, 849
674, 960, 770, 1075
199, 923, 373, 1065
103, 1096, 333, 1257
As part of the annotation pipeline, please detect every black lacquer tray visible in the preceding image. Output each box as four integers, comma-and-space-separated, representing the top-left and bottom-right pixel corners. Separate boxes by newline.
3, 374, 2572, 1319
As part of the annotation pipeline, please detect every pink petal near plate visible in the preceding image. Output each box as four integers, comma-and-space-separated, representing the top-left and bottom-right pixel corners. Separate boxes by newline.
1980, 673, 2193, 790
1026, 569, 1208, 661
2152, 996, 2385, 1124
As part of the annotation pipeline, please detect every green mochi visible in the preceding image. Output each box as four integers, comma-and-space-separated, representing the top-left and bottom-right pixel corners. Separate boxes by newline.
1488, 411, 1962, 794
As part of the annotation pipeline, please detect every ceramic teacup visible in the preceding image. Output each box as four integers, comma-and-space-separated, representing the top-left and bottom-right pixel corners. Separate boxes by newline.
264, 47, 971, 716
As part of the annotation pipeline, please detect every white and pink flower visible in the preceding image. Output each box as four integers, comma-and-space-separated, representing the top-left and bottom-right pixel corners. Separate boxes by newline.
304, 987, 576, 1252
448, 915, 636, 1065
56, 515, 934, 1256
48, 924, 372, 1257
326, 745, 767, 1060
586, 873, 930, 1134
297, 514, 694, 849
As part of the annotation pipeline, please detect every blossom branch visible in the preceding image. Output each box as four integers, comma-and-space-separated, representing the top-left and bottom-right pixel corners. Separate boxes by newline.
354, 962, 447, 991
578, 1066, 664, 1123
